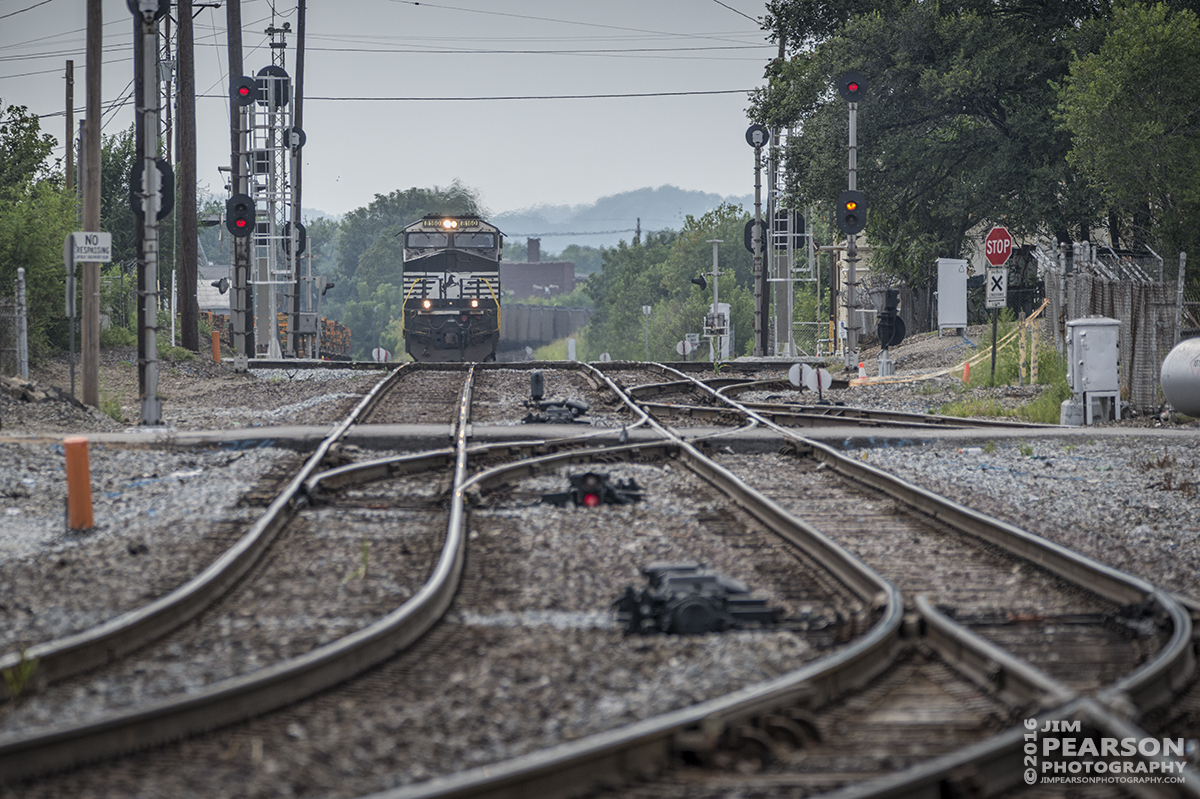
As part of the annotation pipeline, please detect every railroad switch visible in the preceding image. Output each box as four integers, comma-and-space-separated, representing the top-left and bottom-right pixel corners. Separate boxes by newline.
614, 562, 784, 635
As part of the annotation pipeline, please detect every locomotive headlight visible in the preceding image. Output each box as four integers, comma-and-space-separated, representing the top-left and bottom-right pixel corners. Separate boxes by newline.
422, 299, 432, 309
470, 299, 479, 308
441, 219, 457, 229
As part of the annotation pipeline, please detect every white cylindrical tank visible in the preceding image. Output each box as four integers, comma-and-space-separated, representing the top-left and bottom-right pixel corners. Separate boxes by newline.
1161, 338, 1200, 417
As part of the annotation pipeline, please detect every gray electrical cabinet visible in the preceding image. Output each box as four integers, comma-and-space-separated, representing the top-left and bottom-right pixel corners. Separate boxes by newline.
1061, 316, 1120, 425
937, 258, 968, 331
1066, 317, 1120, 393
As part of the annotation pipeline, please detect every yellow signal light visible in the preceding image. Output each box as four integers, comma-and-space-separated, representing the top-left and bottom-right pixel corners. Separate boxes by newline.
845, 201, 858, 211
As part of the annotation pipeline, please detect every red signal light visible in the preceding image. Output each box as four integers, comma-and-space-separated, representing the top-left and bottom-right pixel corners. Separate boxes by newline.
235, 218, 247, 229
847, 82, 859, 93
582, 492, 601, 508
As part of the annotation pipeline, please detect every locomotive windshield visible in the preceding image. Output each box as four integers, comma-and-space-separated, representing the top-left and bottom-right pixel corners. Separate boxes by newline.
453, 232, 496, 249
405, 232, 448, 248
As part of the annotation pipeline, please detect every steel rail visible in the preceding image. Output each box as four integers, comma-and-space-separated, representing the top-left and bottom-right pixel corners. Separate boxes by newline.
377, 438, 906, 799
664, 364, 1197, 716
0, 363, 420, 699
0, 366, 473, 780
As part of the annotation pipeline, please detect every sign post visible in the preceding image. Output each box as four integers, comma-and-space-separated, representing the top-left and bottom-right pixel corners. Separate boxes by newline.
64, 232, 112, 399
984, 226, 1013, 382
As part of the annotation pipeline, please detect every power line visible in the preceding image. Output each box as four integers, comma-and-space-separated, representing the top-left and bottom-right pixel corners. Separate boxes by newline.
508, 229, 636, 237
297, 44, 768, 55
385, 0, 756, 44
0, 0, 55, 22
197, 88, 751, 101
710, 0, 760, 25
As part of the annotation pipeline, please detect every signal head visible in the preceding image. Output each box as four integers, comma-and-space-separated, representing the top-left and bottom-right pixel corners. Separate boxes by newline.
225, 193, 256, 238
837, 71, 868, 102
230, 76, 258, 107
835, 190, 867, 235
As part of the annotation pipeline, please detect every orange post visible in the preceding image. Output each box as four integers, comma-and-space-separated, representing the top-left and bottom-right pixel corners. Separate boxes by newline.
63, 436, 94, 530
211, 330, 221, 363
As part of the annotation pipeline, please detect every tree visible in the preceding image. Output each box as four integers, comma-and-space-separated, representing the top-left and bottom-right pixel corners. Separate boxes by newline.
750, 0, 1108, 313
0, 103, 58, 196
1057, 2, 1200, 256
0, 103, 75, 354
335, 183, 482, 291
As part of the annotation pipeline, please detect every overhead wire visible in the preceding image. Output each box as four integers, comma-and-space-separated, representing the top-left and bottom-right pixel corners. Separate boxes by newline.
197, 88, 752, 101
0, 0, 55, 22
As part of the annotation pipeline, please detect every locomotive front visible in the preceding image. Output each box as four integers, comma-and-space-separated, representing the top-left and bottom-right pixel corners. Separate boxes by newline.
400, 215, 503, 362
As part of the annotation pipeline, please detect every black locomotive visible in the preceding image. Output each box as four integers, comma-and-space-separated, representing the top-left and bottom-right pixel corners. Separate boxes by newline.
400, 215, 502, 362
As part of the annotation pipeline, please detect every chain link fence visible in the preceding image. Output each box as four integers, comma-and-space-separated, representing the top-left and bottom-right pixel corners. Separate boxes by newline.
1040, 244, 1191, 414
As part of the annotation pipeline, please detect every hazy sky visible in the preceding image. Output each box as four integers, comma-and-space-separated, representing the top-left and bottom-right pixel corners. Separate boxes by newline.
1, 0, 775, 219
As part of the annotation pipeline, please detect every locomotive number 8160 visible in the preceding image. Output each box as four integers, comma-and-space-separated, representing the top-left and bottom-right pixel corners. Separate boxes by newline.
400, 214, 503, 362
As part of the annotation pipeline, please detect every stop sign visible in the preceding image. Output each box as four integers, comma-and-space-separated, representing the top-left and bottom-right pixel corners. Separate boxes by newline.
984, 226, 1013, 266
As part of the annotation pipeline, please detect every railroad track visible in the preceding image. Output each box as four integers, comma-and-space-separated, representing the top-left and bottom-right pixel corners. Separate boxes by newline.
1, 360, 1193, 798
598, 363, 1057, 430
359, 365, 1194, 799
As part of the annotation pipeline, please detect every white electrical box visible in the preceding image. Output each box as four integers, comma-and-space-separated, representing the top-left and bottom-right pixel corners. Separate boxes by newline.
937, 258, 968, 330
1066, 317, 1120, 393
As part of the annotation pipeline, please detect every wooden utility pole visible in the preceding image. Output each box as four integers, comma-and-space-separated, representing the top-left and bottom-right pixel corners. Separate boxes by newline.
82, 0, 101, 409
178, 0, 199, 351
65, 61, 74, 195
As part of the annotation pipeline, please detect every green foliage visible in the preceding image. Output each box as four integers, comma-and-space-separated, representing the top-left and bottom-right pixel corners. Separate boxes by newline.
520, 285, 592, 308
0, 184, 76, 354
343, 540, 370, 583
579, 205, 756, 362
1056, 2, 1200, 255
335, 183, 481, 290
0, 104, 58, 194
557, 244, 604, 275
99, 127, 138, 266
342, 281, 405, 361
99, 324, 137, 348
750, 0, 1106, 294
1, 649, 38, 702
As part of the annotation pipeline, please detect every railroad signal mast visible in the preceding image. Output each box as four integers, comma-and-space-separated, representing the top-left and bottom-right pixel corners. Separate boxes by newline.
226, 21, 311, 362
835, 71, 868, 368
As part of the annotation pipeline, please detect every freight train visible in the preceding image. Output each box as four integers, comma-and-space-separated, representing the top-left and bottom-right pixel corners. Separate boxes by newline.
400, 215, 502, 362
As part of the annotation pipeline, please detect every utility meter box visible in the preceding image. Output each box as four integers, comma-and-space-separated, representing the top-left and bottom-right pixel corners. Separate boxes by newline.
937, 258, 968, 330
1066, 317, 1120, 393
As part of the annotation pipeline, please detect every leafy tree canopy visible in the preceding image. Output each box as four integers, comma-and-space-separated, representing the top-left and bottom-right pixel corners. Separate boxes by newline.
1057, 2, 1200, 255
750, 0, 1116, 289
335, 182, 482, 288
0, 102, 59, 196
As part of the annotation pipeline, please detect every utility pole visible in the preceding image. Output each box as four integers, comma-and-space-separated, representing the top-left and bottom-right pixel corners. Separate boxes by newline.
178, 0, 199, 351
65, 61, 74, 195
82, 0, 101, 409
133, 0, 167, 426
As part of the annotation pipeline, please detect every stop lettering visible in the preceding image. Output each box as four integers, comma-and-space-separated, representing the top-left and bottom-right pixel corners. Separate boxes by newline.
985, 226, 1013, 266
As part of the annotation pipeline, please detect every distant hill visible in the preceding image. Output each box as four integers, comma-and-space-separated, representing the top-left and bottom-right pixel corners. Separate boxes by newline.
493, 185, 753, 252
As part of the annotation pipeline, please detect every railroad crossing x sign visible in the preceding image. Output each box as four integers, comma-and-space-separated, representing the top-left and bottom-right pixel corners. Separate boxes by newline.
986, 267, 1008, 309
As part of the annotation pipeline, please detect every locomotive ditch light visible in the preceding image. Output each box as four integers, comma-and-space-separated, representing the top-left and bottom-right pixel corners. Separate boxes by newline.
422, 299, 432, 309
470, 299, 479, 308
